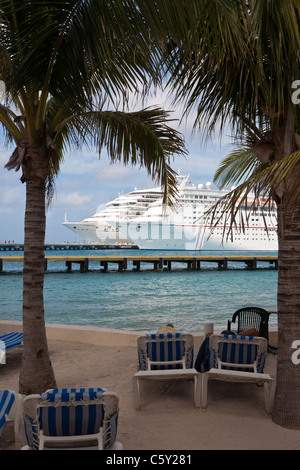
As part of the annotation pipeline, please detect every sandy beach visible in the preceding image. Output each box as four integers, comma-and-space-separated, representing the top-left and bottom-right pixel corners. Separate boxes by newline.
0, 320, 299, 451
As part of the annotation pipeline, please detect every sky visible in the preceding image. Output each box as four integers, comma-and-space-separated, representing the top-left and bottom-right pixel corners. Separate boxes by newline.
0, 91, 235, 244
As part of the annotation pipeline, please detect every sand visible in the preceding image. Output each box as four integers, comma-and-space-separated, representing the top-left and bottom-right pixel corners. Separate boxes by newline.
0, 321, 299, 451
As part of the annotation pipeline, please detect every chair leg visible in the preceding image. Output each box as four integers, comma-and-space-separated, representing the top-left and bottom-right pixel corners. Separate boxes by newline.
264, 379, 276, 413
110, 441, 124, 450
132, 375, 141, 410
194, 374, 201, 408
269, 380, 276, 412
39, 431, 45, 450
13, 393, 22, 437
97, 428, 104, 450
201, 373, 209, 408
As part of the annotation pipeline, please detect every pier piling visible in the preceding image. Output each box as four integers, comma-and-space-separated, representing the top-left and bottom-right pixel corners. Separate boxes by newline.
66, 258, 89, 272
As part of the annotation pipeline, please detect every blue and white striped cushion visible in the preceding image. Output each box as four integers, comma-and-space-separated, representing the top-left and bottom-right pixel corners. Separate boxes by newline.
0, 390, 15, 436
40, 388, 104, 403
24, 387, 119, 449
38, 388, 105, 437
139, 333, 193, 370
208, 335, 266, 373
0, 332, 23, 350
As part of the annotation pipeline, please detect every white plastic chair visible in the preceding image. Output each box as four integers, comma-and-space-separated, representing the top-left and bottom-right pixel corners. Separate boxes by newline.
133, 333, 201, 409
22, 388, 123, 450
201, 334, 276, 413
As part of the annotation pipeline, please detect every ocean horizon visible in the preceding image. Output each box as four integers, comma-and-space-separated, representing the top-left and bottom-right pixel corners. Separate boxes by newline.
0, 249, 278, 333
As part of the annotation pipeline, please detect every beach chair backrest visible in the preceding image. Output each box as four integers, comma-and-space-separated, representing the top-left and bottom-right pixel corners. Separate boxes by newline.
231, 307, 269, 340
137, 333, 194, 371
23, 388, 119, 449
208, 335, 267, 373
38, 388, 106, 437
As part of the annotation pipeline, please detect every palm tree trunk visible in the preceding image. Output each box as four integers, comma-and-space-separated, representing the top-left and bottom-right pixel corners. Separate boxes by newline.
19, 150, 56, 394
272, 201, 300, 428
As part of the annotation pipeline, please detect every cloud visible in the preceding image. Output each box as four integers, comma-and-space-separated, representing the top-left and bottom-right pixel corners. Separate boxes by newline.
92, 161, 146, 183
0, 87, 238, 242
0, 186, 25, 214
0, 149, 11, 165
52, 191, 94, 209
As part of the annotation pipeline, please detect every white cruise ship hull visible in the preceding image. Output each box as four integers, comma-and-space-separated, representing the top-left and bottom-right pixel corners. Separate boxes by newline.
63, 184, 163, 244
115, 220, 278, 251
96, 222, 133, 244
63, 174, 278, 251
115, 220, 203, 250
201, 229, 278, 251
62, 221, 99, 243
62, 221, 127, 244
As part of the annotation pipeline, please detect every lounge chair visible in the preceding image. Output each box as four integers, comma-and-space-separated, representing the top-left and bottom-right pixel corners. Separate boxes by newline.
22, 387, 123, 450
0, 332, 23, 349
0, 390, 22, 441
132, 333, 201, 409
201, 334, 276, 413
0, 332, 23, 364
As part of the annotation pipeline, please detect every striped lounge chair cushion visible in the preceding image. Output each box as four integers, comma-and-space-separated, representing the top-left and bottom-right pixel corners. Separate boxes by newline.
0, 390, 15, 436
139, 333, 193, 370
24, 388, 118, 449
0, 332, 23, 350
209, 335, 266, 373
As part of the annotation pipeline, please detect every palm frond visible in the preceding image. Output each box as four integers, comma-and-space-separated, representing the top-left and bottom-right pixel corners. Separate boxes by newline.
214, 147, 270, 189
52, 106, 187, 205
165, 0, 300, 139
206, 149, 300, 242
3, 1, 163, 107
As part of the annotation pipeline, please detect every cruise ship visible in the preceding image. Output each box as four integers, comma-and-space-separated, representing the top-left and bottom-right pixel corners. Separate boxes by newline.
109, 175, 278, 251
63, 185, 163, 244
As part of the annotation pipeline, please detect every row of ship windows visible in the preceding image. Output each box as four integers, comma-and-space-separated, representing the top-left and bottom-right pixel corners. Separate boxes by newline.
184, 215, 276, 222
224, 238, 277, 241
180, 196, 216, 200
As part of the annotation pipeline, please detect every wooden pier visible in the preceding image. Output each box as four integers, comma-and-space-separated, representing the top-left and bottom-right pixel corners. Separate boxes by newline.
0, 254, 278, 273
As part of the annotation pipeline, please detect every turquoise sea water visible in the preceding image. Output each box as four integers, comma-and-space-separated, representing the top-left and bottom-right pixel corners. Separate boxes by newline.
0, 249, 278, 332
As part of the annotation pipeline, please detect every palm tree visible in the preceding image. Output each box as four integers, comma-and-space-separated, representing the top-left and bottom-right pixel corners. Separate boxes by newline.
163, 0, 300, 429
0, 1, 187, 394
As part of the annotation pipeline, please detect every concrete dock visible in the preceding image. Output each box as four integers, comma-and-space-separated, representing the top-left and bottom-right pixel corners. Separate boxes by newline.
0, 254, 278, 273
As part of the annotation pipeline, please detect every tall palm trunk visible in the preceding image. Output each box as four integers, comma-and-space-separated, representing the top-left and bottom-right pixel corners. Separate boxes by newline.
19, 143, 56, 394
273, 199, 300, 428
